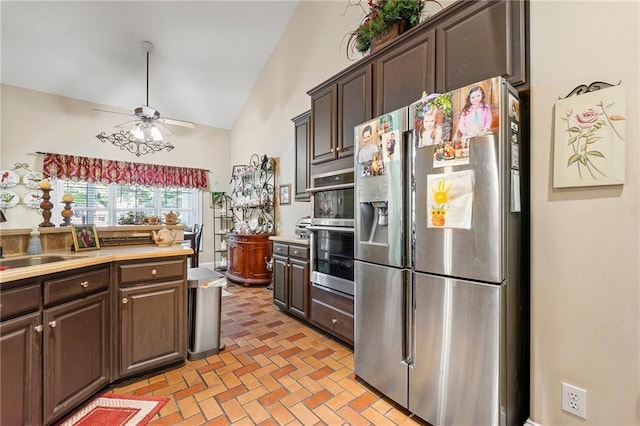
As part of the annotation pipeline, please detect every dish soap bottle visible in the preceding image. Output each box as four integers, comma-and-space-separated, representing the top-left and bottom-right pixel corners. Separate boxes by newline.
26, 226, 43, 255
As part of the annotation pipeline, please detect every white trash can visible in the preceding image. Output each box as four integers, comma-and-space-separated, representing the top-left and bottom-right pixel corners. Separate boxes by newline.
187, 267, 227, 360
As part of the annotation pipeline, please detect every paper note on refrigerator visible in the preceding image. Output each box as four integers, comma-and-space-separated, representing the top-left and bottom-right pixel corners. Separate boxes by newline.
427, 170, 474, 229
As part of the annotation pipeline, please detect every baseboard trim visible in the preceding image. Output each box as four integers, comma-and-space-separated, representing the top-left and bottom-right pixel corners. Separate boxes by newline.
524, 419, 543, 426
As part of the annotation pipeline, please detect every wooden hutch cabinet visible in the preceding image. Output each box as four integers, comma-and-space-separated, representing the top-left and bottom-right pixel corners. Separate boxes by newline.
226, 233, 273, 286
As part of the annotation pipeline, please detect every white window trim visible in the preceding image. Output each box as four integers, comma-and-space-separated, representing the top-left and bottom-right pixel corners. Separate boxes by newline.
51, 179, 202, 228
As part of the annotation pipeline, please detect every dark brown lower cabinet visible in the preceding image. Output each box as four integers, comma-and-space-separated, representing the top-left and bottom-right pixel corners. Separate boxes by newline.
119, 279, 186, 377
0, 256, 188, 425
310, 284, 354, 345
43, 291, 110, 424
0, 312, 42, 426
273, 242, 310, 319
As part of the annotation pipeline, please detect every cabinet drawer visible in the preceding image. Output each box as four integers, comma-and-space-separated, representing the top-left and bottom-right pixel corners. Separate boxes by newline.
1, 283, 41, 320
311, 299, 354, 344
118, 259, 184, 285
44, 268, 109, 306
289, 245, 309, 260
273, 243, 289, 256
310, 284, 354, 314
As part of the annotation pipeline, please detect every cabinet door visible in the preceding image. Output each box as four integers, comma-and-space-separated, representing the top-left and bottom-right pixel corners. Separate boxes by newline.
375, 29, 436, 115
246, 243, 272, 281
311, 85, 337, 164
289, 258, 310, 319
1, 312, 42, 426
272, 255, 288, 310
337, 64, 373, 159
43, 291, 110, 425
227, 240, 244, 277
436, 0, 527, 91
293, 111, 311, 201
119, 280, 185, 378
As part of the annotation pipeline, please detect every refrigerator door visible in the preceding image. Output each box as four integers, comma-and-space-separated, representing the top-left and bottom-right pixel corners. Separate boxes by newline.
355, 107, 408, 268
410, 272, 505, 425
414, 133, 504, 283
354, 260, 408, 408
412, 79, 518, 284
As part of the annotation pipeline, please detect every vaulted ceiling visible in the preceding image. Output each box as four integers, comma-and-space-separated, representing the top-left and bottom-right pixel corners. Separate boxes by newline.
1, 1, 299, 129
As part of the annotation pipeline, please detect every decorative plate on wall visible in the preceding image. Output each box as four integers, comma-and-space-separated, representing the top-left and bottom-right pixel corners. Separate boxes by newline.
22, 171, 44, 189
0, 170, 19, 188
0, 190, 19, 208
23, 191, 43, 208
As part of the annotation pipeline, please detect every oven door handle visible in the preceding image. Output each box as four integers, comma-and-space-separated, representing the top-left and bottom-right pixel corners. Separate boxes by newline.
307, 225, 355, 233
306, 183, 354, 193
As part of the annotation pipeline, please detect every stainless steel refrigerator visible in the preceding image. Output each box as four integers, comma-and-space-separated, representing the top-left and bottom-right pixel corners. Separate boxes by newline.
354, 76, 527, 425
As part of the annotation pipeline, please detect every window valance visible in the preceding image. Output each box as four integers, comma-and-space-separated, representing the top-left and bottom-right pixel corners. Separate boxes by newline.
42, 152, 208, 189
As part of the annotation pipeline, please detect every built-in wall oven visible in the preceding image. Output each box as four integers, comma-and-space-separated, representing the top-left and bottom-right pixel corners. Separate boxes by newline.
307, 168, 355, 296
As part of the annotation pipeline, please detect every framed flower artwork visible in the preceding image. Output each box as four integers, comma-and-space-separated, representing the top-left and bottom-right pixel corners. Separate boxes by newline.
553, 84, 626, 188
279, 184, 291, 206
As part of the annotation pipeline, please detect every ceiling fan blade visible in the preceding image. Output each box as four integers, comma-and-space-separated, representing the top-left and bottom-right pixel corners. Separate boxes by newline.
92, 108, 134, 117
114, 119, 141, 129
156, 121, 175, 136
158, 117, 196, 128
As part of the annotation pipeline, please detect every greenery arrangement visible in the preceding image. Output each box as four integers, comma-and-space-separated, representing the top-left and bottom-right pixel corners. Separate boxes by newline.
346, 0, 440, 56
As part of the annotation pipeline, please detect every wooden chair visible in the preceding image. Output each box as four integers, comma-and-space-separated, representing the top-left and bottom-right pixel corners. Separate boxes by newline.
189, 224, 203, 268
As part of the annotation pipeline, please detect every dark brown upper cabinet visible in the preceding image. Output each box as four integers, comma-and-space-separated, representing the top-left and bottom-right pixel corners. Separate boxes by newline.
374, 29, 436, 116
292, 110, 311, 202
435, 0, 527, 92
310, 64, 372, 166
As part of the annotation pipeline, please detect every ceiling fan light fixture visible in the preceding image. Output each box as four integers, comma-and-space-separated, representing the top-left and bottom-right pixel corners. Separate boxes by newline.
129, 122, 164, 142
95, 40, 190, 157
96, 129, 174, 157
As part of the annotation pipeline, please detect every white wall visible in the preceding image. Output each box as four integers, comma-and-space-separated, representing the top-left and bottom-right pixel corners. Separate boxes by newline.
229, 0, 364, 236
529, 1, 639, 425
0, 84, 231, 263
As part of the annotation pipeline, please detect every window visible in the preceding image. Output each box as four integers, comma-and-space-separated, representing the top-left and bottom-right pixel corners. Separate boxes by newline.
52, 179, 201, 227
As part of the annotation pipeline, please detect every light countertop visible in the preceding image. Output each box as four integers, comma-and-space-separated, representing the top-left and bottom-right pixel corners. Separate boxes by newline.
0, 245, 192, 284
268, 235, 310, 246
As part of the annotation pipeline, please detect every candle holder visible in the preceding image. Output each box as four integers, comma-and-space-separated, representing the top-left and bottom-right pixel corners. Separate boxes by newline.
60, 201, 73, 227
39, 188, 55, 227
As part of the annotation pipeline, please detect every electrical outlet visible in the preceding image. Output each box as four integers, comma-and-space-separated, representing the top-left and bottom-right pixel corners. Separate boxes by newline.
562, 382, 587, 419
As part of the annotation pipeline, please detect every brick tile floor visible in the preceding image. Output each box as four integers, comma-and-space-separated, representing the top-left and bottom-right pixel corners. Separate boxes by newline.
112, 284, 426, 425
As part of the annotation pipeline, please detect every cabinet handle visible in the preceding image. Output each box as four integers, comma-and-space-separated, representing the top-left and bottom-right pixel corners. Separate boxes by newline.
336, 147, 341, 152
293, 250, 299, 255
151, 269, 158, 276
48, 320, 57, 328
34, 325, 43, 333
80, 281, 89, 288
330, 148, 334, 153
122, 298, 128, 304
331, 318, 338, 324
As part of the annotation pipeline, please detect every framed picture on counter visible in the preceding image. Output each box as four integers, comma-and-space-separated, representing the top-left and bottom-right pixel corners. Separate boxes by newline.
72, 224, 100, 251
279, 184, 291, 205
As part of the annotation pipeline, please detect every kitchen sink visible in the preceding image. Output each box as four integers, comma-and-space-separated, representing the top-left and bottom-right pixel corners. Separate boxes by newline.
0, 255, 85, 269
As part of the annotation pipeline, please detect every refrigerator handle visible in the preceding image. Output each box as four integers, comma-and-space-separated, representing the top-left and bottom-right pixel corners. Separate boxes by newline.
402, 269, 414, 366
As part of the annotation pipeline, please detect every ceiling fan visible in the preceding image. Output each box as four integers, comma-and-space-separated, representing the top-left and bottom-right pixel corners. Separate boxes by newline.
94, 41, 195, 134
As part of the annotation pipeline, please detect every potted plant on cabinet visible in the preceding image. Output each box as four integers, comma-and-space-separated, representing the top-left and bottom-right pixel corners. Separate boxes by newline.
346, 0, 441, 58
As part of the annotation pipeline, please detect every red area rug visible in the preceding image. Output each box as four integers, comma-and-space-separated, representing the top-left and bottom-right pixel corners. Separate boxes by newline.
57, 393, 168, 426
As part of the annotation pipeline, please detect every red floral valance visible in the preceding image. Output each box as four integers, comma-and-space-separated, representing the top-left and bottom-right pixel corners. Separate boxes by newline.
42, 153, 208, 189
